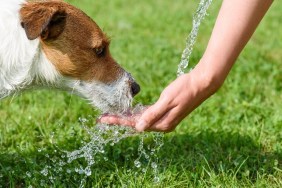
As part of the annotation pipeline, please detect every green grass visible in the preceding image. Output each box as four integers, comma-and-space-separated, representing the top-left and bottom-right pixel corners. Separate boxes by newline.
1, 0, 282, 187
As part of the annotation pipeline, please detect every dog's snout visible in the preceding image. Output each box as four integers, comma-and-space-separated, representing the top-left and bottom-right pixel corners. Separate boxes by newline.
131, 82, 140, 97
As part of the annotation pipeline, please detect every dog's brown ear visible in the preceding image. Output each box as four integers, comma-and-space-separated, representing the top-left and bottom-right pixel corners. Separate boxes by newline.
20, 3, 67, 40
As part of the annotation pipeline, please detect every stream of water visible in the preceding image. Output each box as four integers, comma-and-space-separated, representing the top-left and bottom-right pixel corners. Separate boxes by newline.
177, 0, 213, 76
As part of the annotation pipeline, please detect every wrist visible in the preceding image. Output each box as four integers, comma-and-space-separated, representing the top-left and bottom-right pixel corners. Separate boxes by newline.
190, 57, 224, 97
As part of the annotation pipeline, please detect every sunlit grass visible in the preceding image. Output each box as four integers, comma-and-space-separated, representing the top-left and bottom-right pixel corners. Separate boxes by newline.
0, 0, 281, 187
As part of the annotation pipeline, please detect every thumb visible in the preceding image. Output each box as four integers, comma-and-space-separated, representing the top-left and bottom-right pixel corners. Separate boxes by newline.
136, 99, 169, 132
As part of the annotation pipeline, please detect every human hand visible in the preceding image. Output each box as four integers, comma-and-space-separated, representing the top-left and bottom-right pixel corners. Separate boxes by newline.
98, 73, 205, 132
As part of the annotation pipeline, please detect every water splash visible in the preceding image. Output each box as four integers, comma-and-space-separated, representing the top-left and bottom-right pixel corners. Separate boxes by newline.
34, 109, 164, 186
66, 122, 137, 176
63, 105, 164, 181
177, 0, 213, 77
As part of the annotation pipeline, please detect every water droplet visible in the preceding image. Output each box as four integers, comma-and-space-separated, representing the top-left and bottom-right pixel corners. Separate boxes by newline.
85, 167, 92, 176
59, 161, 65, 166
40, 180, 46, 186
40, 168, 48, 176
154, 176, 160, 183
134, 160, 141, 168
151, 162, 158, 169
78, 117, 88, 124
26, 171, 31, 178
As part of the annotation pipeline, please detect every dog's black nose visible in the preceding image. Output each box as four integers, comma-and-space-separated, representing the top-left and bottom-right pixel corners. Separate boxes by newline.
131, 82, 140, 96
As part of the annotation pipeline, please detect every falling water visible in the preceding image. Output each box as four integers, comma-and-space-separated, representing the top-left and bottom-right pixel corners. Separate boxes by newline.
34, 105, 164, 187
177, 0, 213, 76
65, 117, 163, 180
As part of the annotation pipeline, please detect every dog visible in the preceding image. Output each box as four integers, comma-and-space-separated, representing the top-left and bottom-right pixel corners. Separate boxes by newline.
0, 0, 140, 113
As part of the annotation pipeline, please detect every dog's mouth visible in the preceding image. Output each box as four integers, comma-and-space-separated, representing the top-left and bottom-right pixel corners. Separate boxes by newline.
66, 72, 140, 114
89, 88, 134, 114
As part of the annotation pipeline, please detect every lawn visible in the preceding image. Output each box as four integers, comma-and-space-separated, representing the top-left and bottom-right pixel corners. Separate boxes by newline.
0, 0, 281, 187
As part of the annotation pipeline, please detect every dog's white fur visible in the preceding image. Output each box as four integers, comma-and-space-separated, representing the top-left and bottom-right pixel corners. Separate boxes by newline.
0, 0, 133, 112
0, 0, 59, 98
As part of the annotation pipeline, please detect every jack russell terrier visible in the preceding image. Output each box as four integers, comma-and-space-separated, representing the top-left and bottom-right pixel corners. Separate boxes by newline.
0, 0, 140, 113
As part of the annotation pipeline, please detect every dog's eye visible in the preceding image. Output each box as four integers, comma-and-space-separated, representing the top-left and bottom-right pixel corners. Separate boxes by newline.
94, 47, 105, 57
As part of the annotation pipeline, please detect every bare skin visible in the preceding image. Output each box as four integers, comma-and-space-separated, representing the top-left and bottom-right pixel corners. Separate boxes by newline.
98, 0, 274, 132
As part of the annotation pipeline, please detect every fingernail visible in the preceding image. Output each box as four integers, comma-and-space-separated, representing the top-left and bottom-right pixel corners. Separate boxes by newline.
136, 120, 146, 132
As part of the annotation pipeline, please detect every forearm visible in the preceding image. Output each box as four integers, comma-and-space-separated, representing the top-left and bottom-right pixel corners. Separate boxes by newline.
180, 0, 273, 117
195, 0, 273, 90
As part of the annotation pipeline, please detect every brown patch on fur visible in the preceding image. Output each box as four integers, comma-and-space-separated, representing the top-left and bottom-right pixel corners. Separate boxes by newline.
20, 1, 67, 40
20, 1, 122, 83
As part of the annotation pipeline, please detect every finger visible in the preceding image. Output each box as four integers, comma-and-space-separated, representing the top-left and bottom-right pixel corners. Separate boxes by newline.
136, 99, 173, 132
147, 106, 181, 132
98, 115, 136, 127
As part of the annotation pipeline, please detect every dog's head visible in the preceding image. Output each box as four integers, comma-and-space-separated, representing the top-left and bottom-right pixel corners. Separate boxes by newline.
19, 1, 140, 113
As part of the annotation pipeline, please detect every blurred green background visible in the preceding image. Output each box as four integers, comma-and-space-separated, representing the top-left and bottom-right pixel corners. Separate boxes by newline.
0, 0, 281, 187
